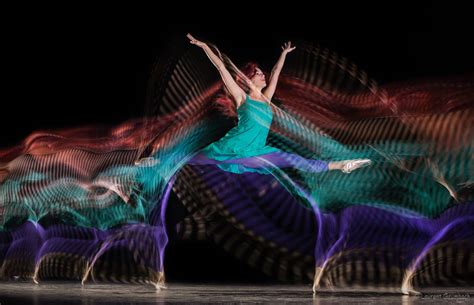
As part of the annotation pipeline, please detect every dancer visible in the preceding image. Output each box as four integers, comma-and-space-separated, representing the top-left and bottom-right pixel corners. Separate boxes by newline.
184, 33, 372, 175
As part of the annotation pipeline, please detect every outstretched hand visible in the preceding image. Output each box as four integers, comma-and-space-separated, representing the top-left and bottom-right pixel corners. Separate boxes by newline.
281, 41, 296, 54
187, 33, 207, 48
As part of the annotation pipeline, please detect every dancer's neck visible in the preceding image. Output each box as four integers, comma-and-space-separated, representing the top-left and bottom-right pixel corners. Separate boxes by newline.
248, 90, 265, 102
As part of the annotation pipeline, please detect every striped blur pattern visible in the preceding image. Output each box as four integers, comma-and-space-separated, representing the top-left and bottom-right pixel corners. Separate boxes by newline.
0, 41, 473, 292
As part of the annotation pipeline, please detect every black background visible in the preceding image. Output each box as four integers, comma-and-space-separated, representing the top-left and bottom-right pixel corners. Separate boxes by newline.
3, 2, 473, 282
3, 2, 473, 148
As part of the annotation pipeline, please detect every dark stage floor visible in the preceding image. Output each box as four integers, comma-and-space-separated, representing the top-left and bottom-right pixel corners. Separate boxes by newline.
1, 282, 473, 304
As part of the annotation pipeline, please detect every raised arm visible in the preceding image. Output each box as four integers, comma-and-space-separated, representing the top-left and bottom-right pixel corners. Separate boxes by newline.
263, 41, 296, 100
187, 34, 246, 107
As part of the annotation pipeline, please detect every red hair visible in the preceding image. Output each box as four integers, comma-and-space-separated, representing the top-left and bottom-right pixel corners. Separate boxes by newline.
214, 62, 260, 119
239, 62, 259, 80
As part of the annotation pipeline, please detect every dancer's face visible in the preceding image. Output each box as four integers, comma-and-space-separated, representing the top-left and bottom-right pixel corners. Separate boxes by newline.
251, 68, 266, 89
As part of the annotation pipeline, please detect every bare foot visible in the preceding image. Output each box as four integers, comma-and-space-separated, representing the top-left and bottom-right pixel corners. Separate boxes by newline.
401, 270, 422, 295
341, 159, 372, 174
401, 284, 421, 296
135, 157, 159, 167
312, 266, 323, 294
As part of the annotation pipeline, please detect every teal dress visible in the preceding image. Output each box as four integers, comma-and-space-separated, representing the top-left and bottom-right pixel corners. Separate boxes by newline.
199, 95, 282, 174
